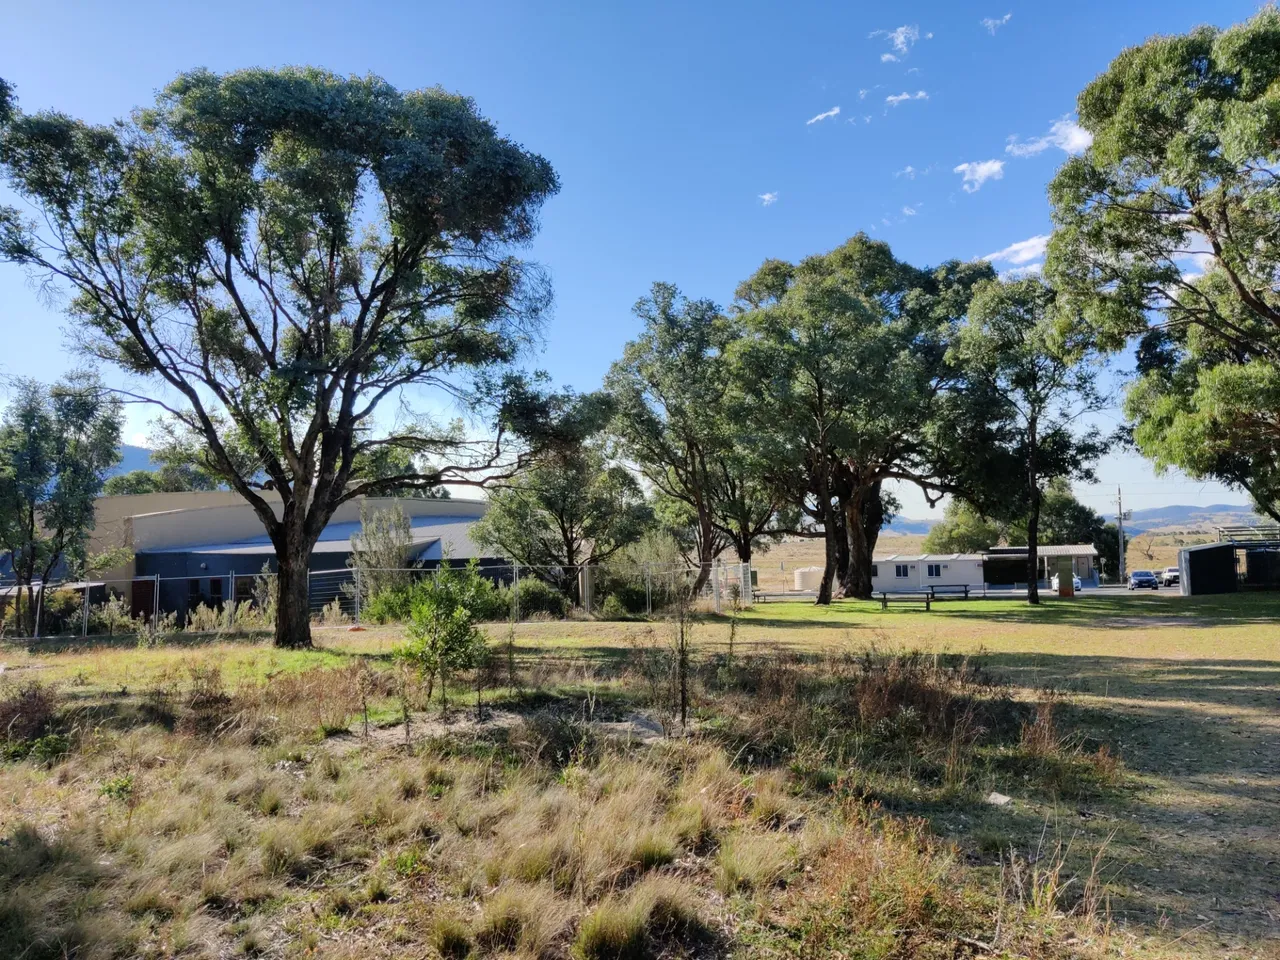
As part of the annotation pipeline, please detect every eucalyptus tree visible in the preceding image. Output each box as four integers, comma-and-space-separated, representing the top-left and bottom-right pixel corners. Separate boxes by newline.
0, 373, 121, 635
956, 277, 1108, 603
1046, 8, 1280, 519
605, 284, 740, 594
732, 235, 998, 602
0, 68, 567, 648
470, 444, 652, 599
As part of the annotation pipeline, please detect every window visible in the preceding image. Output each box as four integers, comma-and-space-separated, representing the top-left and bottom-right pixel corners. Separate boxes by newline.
188, 578, 201, 599
894, 564, 910, 579
870, 565, 879, 578
209, 578, 223, 602
926, 563, 942, 578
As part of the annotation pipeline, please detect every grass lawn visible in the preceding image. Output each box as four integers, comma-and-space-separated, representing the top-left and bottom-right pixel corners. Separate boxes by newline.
2, 592, 1278, 957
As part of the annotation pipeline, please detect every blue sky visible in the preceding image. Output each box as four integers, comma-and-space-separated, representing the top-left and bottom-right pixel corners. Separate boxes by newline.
0, 0, 1263, 517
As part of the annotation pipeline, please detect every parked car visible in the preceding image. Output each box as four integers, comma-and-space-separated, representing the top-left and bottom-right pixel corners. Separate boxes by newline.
1161, 566, 1180, 587
1050, 573, 1082, 591
1128, 570, 1159, 590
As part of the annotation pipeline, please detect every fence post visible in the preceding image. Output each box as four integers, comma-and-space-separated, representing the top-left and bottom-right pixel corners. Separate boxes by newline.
33, 584, 44, 640
81, 582, 90, 637
354, 567, 361, 624
645, 563, 652, 616
153, 574, 160, 632
713, 559, 722, 615
741, 562, 750, 604
227, 570, 235, 629
512, 563, 520, 622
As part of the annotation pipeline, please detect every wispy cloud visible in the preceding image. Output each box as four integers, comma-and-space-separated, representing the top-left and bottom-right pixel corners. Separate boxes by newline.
983, 234, 1049, 265
895, 165, 916, 179
858, 89, 869, 100
881, 53, 899, 62
953, 159, 1005, 192
886, 90, 928, 106
902, 205, 917, 216
870, 24, 930, 58
806, 105, 841, 124
758, 192, 778, 207
1006, 117, 1092, 157
981, 13, 1012, 35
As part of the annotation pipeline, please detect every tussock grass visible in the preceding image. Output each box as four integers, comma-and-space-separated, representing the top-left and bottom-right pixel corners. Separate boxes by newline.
0, 636, 1163, 958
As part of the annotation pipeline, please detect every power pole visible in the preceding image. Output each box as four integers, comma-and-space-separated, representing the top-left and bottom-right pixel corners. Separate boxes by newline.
1116, 486, 1128, 583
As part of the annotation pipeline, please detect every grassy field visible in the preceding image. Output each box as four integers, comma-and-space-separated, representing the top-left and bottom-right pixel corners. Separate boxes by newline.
3, 593, 1278, 958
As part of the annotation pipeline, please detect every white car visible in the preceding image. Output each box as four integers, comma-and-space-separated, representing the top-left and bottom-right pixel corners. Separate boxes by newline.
1160, 567, 1180, 587
1050, 573, 1082, 591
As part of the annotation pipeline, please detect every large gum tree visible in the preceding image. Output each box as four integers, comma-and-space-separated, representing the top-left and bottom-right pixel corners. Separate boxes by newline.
1046, 8, 1280, 519
0, 68, 565, 648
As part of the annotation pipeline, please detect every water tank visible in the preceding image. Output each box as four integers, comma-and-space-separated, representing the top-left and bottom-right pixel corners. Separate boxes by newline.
794, 566, 824, 592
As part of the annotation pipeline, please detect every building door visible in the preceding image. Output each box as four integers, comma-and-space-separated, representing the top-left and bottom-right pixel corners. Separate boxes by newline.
131, 578, 155, 620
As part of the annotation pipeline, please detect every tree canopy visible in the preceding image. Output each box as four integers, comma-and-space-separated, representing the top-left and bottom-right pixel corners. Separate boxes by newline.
956, 276, 1108, 602
0, 373, 121, 634
471, 444, 653, 598
0, 67, 569, 647
103, 462, 218, 496
731, 234, 1001, 602
1046, 7, 1280, 519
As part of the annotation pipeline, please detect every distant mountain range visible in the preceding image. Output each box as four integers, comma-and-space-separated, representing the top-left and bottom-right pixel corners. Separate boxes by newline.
882, 502, 1263, 538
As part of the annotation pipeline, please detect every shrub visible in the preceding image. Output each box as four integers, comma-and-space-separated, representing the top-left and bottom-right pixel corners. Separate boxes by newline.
0, 681, 58, 742
508, 578, 567, 618
600, 594, 631, 621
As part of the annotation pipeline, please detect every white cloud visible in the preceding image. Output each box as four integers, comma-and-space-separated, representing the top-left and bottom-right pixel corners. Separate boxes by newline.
983, 234, 1049, 265
806, 105, 841, 124
953, 159, 1005, 192
1006, 117, 1093, 157
886, 90, 928, 106
895, 165, 917, 178
128, 432, 149, 448
858, 89, 869, 99
906, 67, 921, 74
881, 53, 898, 62
870, 24, 924, 58
758, 192, 778, 206
981, 13, 1012, 34
1004, 262, 1043, 278
902, 205, 917, 216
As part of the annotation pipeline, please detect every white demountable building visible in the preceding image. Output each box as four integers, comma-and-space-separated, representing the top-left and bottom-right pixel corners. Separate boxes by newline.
869, 554, 986, 592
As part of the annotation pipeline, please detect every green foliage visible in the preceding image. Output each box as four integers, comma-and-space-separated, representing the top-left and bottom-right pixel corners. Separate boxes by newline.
507, 578, 567, 619
367, 561, 509, 625
102, 462, 217, 496
922, 502, 1002, 554
731, 234, 1001, 599
0, 372, 121, 635
1046, 8, 1280, 519
395, 563, 493, 707
472, 444, 652, 598
347, 503, 418, 609
0, 67, 565, 648
957, 277, 1109, 601
606, 284, 786, 582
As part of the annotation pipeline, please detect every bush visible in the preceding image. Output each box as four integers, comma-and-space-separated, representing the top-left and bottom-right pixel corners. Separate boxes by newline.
366, 560, 508, 624
507, 578, 567, 618
600, 594, 631, 620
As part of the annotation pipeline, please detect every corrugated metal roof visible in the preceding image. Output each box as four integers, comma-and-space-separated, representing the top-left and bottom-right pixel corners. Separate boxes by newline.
137, 514, 487, 560
874, 553, 986, 562
986, 544, 1098, 557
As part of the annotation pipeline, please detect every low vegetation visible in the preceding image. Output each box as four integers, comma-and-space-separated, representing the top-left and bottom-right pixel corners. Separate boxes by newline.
1, 623, 1149, 960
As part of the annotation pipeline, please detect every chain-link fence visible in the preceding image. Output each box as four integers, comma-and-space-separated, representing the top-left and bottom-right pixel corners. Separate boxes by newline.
0, 558, 791, 640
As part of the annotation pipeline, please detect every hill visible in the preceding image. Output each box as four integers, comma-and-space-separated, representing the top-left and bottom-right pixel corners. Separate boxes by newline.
111, 444, 155, 476
1125, 503, 1259, 534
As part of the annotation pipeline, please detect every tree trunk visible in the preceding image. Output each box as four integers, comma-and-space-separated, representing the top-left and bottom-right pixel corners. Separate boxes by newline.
833, 507, 850, 588
690, 509, 716, 597
817, 495, 840, 605
839, 482, 883, 600
273, 540, 314, 648
1026, 420, 1040, 606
